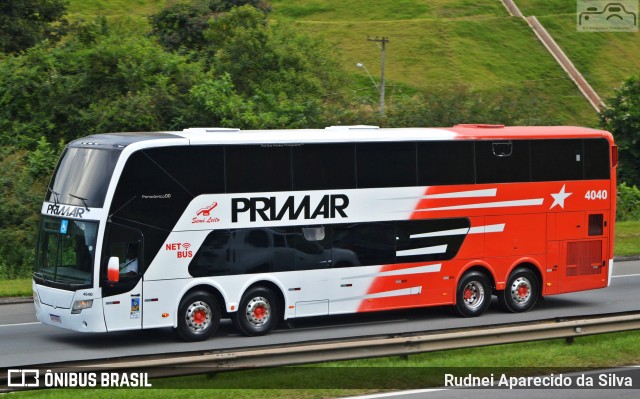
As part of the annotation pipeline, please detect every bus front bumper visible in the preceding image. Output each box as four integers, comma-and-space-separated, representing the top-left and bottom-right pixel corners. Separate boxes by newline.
33, 285, 107, 333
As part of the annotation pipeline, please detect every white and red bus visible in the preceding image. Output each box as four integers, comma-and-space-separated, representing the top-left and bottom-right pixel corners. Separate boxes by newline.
33, 124, 617, 341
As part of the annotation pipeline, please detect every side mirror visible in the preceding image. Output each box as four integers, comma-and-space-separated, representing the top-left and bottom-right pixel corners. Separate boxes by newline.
107, 257, 120, 283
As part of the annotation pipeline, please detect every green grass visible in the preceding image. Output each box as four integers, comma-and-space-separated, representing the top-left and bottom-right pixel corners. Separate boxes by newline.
509, 1, 640, 99
67, 0, 167, 20
287, 15, 597, 125
0, 278, 31, 297
11, 330, 640, 397
614, 220, 640, 256
271, 0, 507, 21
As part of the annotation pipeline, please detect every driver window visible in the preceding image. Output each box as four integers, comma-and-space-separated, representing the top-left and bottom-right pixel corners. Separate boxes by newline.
104, 223, 143, 278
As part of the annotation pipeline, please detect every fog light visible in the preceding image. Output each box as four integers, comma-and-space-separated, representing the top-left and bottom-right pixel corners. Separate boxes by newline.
72, 299, 93, 314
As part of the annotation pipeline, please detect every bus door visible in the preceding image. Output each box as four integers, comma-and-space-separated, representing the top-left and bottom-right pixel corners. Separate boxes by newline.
101, 223, 144, 331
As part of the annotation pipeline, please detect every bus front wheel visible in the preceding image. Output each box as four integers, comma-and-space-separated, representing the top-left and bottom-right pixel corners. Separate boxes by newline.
175, 291, 221, 342
498, 268, 539, 313
454, 271, 492, 317
233, 286, 280, 336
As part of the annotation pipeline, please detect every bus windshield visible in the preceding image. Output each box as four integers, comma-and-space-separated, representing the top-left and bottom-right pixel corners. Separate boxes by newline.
34, 216, 98, 289
47, 147, 121, 208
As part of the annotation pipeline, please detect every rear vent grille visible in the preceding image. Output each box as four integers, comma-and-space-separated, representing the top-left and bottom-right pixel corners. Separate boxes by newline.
566, 240, 602, 276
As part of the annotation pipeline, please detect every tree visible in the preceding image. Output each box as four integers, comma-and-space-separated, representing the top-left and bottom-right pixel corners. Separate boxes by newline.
149, 0, 271, 52
0, 0, 69, 54
198, 6, 346, 128
600, 76, 640, 187
0, 20, 213, 146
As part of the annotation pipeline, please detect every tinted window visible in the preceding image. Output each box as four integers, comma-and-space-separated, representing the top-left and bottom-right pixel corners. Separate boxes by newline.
189, 226, 332, 276
476, 140, 530, 183
418, 141, 475, 186
111, 147, 224, 232
293, 144, 356, 190
226, 145, 292, 193
531, 139, 583, 182
49, 147, 121, 208
189, 230, 232, 277
584, 139, 610, 179
357, 142, 416, 188
333, 223, 396, 266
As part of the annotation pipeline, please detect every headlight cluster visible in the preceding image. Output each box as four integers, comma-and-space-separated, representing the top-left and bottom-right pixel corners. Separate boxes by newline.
71, 299, 93, 314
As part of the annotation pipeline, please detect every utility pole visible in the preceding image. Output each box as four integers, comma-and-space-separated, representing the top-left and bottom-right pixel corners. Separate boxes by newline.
367, 36, 389, 114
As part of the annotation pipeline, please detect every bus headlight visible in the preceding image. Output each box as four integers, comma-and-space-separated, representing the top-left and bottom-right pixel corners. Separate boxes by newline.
33, 290, 40, 306
71, 300, 93, 314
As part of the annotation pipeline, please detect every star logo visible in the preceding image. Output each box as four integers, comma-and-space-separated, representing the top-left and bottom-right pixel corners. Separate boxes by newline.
550, 185, 572, 209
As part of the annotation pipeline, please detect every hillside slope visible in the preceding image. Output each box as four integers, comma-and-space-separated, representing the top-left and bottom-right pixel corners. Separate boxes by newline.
66, 0, 639, 126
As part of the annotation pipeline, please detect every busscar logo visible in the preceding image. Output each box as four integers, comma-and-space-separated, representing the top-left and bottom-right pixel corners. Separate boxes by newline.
192, 202, 220, 224
232, 194, 349, 222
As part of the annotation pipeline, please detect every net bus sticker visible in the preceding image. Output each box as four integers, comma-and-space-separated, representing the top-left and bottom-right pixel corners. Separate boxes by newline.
165, 242, 193, 258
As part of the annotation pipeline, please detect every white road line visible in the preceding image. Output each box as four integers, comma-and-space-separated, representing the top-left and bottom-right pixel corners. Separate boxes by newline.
0, 322, 41, 328
612, 274, 640, 278
341, 389, 447, 399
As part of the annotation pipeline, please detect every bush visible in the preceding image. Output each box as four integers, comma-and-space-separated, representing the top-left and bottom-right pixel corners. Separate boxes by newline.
617, 183, 640, 221
0, 148, 46, 279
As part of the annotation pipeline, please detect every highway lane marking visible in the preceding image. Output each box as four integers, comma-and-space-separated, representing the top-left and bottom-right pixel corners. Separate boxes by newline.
342, 389, 447, 399
612, 274, 640, 278
0, 322, 41, 328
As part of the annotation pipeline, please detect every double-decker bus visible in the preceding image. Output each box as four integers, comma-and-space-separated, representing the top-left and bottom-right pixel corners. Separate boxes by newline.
33, 124, 617, 341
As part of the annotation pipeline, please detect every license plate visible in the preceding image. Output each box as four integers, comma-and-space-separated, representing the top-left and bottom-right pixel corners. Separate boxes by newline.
49, 314, 61, 323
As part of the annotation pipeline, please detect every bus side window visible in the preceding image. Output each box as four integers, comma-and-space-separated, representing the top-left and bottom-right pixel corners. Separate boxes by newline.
332, 223, 396, 267
189, 230, 232, 277
103, 223, 143, 278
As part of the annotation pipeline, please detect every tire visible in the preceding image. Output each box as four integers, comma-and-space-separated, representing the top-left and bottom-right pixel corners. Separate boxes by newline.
175, 290, 220, 342
233, 286, 280, 336
454, 271, 492, 317
498, 268, 540, 313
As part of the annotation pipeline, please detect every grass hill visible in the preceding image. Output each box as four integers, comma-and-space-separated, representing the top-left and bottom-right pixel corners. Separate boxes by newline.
516, 0, 640, 98
66, 0, 640, 127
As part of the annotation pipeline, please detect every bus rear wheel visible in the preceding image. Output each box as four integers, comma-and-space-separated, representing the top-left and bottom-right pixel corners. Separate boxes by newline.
175, 291, 220, 342
498, 268, 539, 313
454, 271, 491, 317
233, 286, 280, 337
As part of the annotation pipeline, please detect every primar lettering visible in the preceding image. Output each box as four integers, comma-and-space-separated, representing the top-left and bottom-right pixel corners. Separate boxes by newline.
46, 204, 85, 218
232, 194, 349, 222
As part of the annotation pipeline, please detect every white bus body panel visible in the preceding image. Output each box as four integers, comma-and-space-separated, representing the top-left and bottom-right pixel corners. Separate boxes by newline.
33, 281, 107, 333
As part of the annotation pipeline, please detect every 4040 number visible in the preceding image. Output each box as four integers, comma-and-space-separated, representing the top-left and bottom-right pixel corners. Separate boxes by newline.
584, 190, 608, 200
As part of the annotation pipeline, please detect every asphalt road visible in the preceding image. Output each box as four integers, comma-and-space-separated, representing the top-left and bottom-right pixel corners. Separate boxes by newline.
0, 260, 638, 369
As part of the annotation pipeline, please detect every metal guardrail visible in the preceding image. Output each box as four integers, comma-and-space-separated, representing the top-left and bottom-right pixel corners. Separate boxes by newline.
2, 311, 640, 390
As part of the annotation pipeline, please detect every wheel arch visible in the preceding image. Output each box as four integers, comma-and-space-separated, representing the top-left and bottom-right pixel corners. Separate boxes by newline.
506, 258, 544, 295
457, 261, 497, 293
174, 282, 227, 327
241, 279, 286, 319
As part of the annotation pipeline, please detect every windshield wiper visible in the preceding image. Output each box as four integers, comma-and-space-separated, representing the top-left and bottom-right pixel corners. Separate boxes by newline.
47, 187, 60, 206
69, 193, 90, 211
